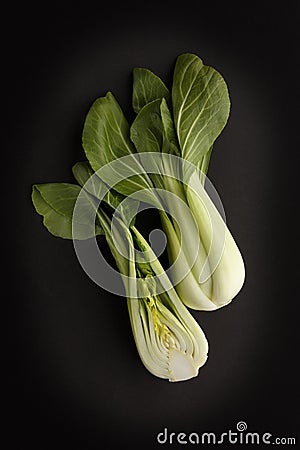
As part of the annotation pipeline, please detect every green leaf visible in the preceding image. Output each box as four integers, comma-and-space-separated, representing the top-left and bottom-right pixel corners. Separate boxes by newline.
82, 91, 154, 198
73, 161, 139, 227
160, 99, 175, 143
72, 161, 106, 199
172, 53, 230, 165
32, 183, 104, 240
32, 186, 75, 239
130, 100, 173, 193
130, 99, 182, 195
160, 98, 180, 156
131, 98, 180, 156
82, 91, 136, 168
132, 68, 170, 113
72, 161, 94, 185
35, 183, 83, 218
130, 99, 163, 153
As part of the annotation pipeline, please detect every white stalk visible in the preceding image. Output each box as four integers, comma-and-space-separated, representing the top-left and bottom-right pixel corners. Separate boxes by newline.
160, 211, 217, 311
128, 226, 209, 381
186, 171, 245, 306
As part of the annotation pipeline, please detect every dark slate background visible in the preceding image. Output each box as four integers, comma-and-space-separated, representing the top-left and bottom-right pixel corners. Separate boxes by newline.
5, 2, 299, 449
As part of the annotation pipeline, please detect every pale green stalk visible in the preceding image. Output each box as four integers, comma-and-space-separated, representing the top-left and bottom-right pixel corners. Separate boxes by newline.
128, 225, 208, 381
108, 216, 209, 381
153, 165, 245, 310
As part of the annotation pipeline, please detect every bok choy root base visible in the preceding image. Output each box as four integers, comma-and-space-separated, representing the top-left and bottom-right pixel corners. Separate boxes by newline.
32, 53, 245, 382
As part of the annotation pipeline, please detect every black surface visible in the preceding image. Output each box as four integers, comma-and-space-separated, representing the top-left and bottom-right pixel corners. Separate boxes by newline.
5, 3, 299, 449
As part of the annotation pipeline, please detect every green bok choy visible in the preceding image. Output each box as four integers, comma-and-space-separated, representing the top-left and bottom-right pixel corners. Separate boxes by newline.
32, 161, 208, 381
32, 52, 244, 382
82, 53, 245, 311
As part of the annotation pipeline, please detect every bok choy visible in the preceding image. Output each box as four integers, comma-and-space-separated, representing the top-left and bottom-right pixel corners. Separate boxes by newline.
32, 51, 245, 382
32, 161, 208, 381
82, 53, 245, 311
